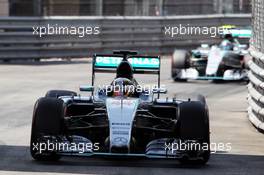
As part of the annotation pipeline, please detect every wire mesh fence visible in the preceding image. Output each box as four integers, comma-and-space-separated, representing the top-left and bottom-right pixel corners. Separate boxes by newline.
8, 0, 252, 16
251, 0, 264, 52
248, 0, 264, 131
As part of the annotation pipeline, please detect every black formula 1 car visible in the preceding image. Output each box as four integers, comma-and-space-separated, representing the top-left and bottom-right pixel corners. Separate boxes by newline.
30, 50, 210, 165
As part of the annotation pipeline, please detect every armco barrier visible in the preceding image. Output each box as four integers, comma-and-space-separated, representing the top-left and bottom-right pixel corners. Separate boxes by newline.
248, 0, 264, 132
248, 48, 264, 131
0, 14, 250, 60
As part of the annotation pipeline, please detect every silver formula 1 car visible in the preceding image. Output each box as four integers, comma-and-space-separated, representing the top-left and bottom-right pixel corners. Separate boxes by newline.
171, 30, 250, 82
30, 50, 210, 165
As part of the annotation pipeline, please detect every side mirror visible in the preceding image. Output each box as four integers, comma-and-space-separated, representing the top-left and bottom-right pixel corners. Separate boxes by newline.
79, 85, 94, 92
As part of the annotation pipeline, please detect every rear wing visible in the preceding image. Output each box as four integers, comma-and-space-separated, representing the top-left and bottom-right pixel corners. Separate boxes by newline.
91, 54, 161, 87
222, 28, 252, 38
93, 55, 160, 73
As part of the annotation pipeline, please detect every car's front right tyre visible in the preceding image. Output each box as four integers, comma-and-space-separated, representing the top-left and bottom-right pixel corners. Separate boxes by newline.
178, 100, 210, 165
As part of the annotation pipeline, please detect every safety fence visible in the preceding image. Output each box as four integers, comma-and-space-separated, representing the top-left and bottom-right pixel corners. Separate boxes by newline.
9, 0, 251, 16
248, 0, 264, 131
248, 49, 264, 131
0, 14, 251, 60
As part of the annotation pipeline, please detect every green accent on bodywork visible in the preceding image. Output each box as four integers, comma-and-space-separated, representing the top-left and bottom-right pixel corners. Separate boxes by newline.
223, 29, 252, 38
95, 56, 123, 68
79, 85, 94, 92
95, 56, 160, 69
128, 57, 160, 69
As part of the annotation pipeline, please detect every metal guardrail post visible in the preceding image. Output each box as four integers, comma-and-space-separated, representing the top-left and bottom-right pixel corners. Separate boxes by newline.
96, 0, 103, 16
33, 0, 42, 16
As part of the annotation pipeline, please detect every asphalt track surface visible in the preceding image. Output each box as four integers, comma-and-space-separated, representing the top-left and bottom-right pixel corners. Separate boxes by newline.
0, 58, 263, 175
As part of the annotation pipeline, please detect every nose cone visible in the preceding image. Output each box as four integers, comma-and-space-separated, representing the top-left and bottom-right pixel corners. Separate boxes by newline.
106, 98, 139, 153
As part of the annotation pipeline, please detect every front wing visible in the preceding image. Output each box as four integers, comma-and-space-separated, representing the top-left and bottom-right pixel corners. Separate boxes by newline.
34, 136, 206, 160
174, 68, 248, 81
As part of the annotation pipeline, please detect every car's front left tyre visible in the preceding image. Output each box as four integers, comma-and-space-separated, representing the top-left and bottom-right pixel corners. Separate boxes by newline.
30, 97, 65, 161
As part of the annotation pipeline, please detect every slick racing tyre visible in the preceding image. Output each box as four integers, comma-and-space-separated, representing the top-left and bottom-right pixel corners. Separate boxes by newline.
30, 97, 64, 161
172, 50, 191, 69
172, 50, 190, 82
178, 100, 210, 165
45, 90, 77, 98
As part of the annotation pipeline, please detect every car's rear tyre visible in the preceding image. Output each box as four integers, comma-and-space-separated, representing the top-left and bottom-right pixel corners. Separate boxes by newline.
178, 100, 210, 165
30, 97, 64, 161
172, 50, 190, 82
45, 90, 77, 98
172, 50, 190, 69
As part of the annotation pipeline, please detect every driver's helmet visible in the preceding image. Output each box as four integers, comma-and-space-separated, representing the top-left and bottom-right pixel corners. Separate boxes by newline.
112, 78, 135, 97
224, 33, 234, 42
220, 40, 234, 51
116, 61, 133, 80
